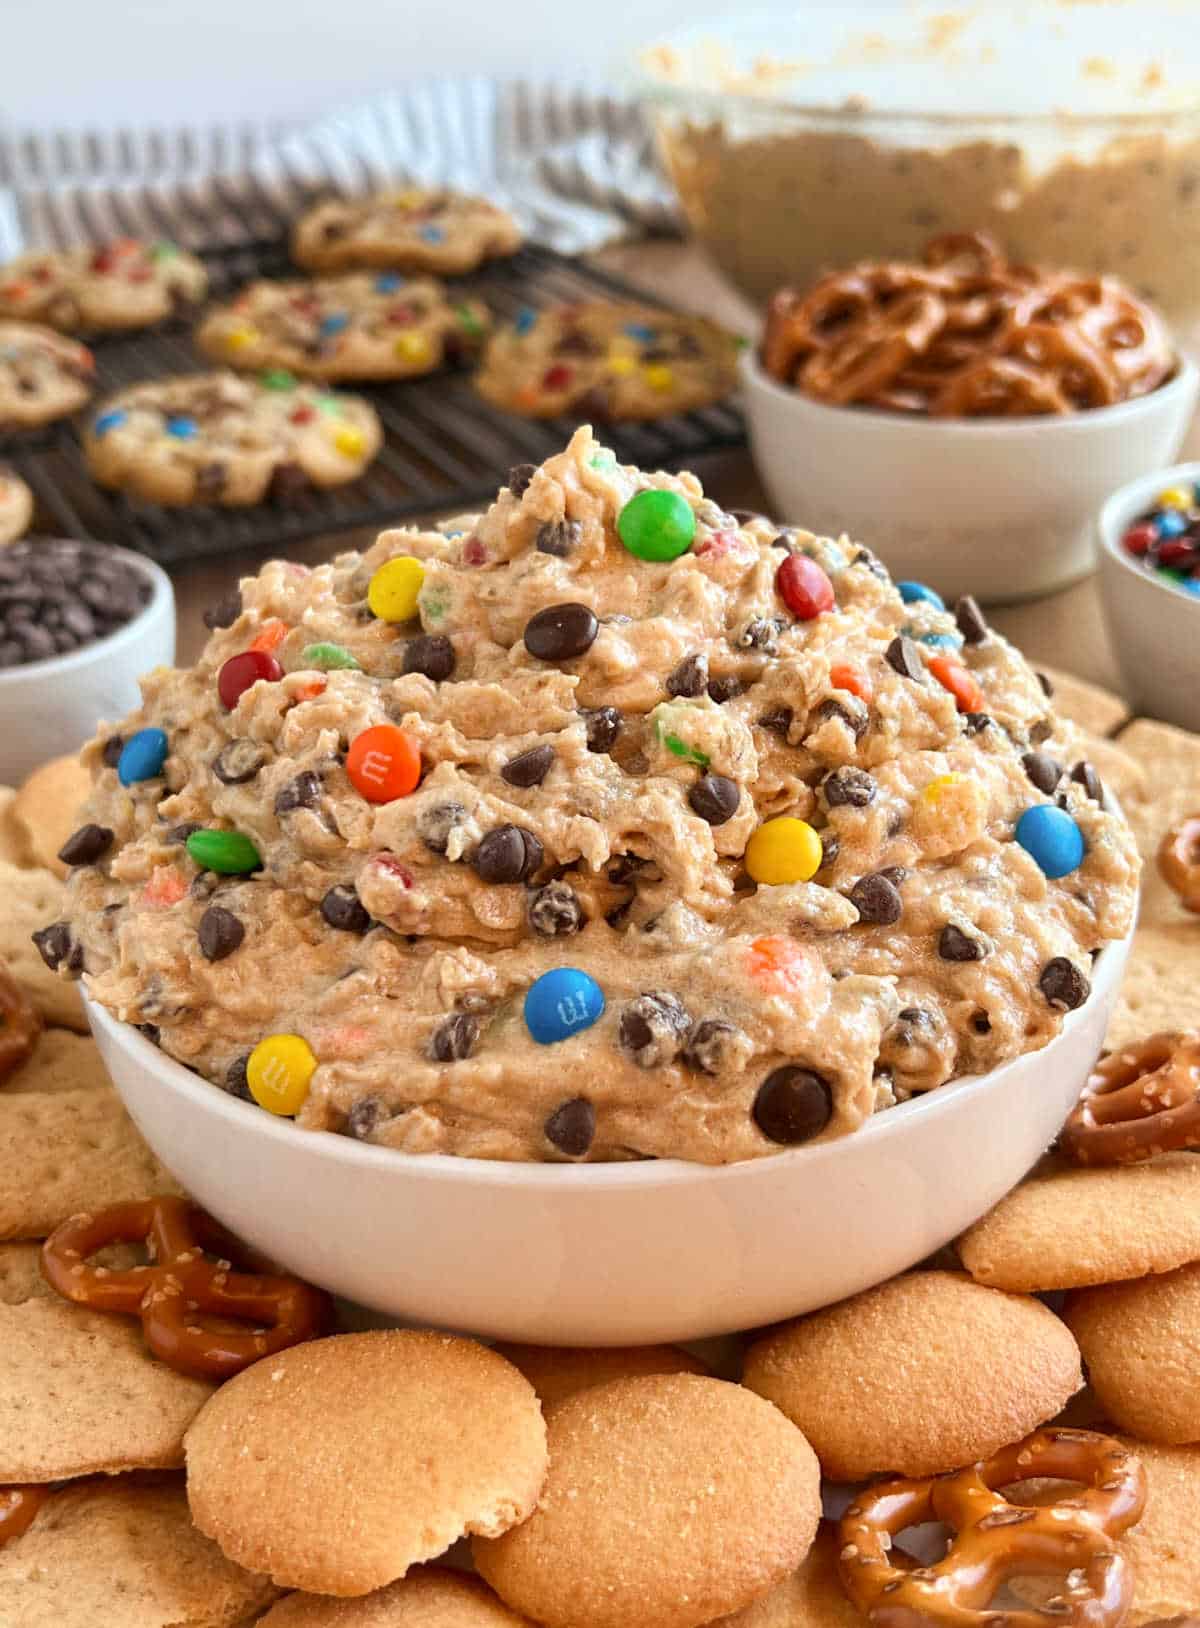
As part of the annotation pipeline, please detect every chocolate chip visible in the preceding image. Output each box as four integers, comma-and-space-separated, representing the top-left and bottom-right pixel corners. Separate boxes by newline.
1036, 670, 1054, 697
849, 872, 903, 925
507, 462, 537, 497
618, 992, 691, 1068
817, 832, 840, 870
666, 652, 708, 698
938, 924, 985, 962
823, 767, 876, 808
528, 880, 584, 936
403, 634, 455, 681
954, 595, 989, 645
813, 696, 869, 739
853, 547, 890, 581
1039, 957, 1091, 1011
971, 1010, 992, 1034
226, 1054, 253, 1101
202, 588, 242, 630
166, 821, 201, 845
758, 706, 794, 738
429, 1012, 481, 1061
198, 905, 244, 962
1070, 760, 1104, 803
274, 770, 322, 814
32, 921, 82, 973
535, 519, 581, 557
501, 744, 555, 788
738, 616, 781, 653
213, 739, 267, 785
963, 712, 993, 735
544, 1097, 595, 1158
57, 824, 113, 867
101, 735, 125, 769
346, 1097, 384, 1139
770, 532, 796, 552
474, 824, 543, 884
320, 884, 371, 933
886, 635, 924, 682
416, 802, 465, 856
706, 675, 742, 704
1029, 719, 1054, 745
1022, 752, 1063, 794
688, 773, 740, 826
752, 1067, 834, 1145
523, 602, 598, 662
582, 706, 621, 753
682, 1018, 745, 1075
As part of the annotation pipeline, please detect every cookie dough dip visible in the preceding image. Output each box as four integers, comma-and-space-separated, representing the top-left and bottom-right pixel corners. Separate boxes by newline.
44, 429, 1137, 1164
637, 3, 1200, 340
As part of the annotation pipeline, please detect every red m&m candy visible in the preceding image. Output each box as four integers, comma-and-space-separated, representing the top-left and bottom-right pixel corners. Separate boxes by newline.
1121, 522, 1158, 557
218, 650, 283, 710
776, 554, 835, 621
347, 724, 421, 803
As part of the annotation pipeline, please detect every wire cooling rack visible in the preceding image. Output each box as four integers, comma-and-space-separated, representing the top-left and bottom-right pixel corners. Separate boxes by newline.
1, 240, 745, 565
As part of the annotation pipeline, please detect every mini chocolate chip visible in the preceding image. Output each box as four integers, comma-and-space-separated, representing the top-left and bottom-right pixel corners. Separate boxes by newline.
817, 832, 840, 870
758, 706, 794, 738
101, 735, 125, 768
429, 1012, 481, 1061
195, 462, 227, 502
1029, 719, 1054, 745
582, 706, 621, 753
618, 992, 691, 1068
1039, 957, 1091, 1011
166, 821, 201, 845
707, 675, 742, 704
879, 865, 909, 885
730, 508, 766, 524
346, 1097, 384, 1139
813, 696, 870, 740
535, 519, 581, 557
738, 616, 781, 653
886, 635, 924, 682
213, 738, 267, 785
544, 1097, 596, 1158
57, 824, 113, 867
32, 921, 80, 973
501, 744, 555, 788
688, 772, 740, 826
682, 1018, 744, 1075
274, 770, 321, 814
666, 652, 708, 698
770, 532, 796, 552
523, 602, 598, 662
963, 712, 993, 735
226, 1055, 253, 1100
606, 852, 652, 885
507, 462, 537, 497
202, 589, 242, 630
972, 1010, 992, 1033
1070, 760, 1104, 803
1036, 670, 1054, 697
1022, 752, 1063, 794
198, 905, 244, 962
849, 872, 903, 925
938, 924, 985, 962
823, 766, 876, 808
853, 547, 890, 581
528, 880, 584, 936
417, 801, 467, 855
320, 884, 371, 933
475, 824, 543, 884
752, 1067, 834, 1145
403, 634, 455, 681
955, 595, 989, 645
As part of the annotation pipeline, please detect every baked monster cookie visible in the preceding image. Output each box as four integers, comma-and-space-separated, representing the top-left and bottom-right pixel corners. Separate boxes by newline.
83, 371, 381, 506
0, 322, 94, 430
196, 274, 489, 381
0, 239, 208, 333
292, 188, 521, 276
475, 302, 741, 420
48, 428, 1138, 1163
0, 464, 33, 544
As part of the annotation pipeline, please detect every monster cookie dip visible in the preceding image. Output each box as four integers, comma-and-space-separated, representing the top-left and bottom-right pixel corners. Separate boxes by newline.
44, 429, 1138, 1164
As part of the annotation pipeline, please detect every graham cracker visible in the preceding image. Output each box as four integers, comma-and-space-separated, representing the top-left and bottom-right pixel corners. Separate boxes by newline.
0, 1240, 48, 1305
0, 1089, 182, 1241
0, 859, 86, 1030
2, 1026, 112, 1095
0, 1477, 279, 1628
1107, 922, 1200, 1050
1037, 664, 1131, 738
0, 786, 32, 868
11, 753, 94, 878
1114, 718, 1200, 927
0, 1297, 213, 1481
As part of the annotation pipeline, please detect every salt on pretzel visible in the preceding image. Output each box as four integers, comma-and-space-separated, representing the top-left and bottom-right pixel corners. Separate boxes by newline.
1158, 815, 1200, 914
1061, 1031, 1200, 1165
838, 1427, 1146, 1628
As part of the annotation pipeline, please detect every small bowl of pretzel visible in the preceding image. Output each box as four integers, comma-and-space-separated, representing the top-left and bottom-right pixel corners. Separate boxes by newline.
746, 233, 1198, 604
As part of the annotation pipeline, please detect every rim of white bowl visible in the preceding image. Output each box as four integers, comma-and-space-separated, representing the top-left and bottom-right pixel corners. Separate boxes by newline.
1098, 458, 1200, 612
739, 346, 1200, 437
85, 928, 1125, 1191
0, 543, 174, 686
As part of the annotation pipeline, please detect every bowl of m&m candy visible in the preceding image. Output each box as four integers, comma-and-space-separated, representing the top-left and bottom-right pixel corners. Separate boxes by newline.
1099, 463, 1200, 733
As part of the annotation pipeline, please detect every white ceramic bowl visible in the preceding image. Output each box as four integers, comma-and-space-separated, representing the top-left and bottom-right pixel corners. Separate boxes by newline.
1098, 461, 1200, 733
86, 930, 1128, 1346
0, 544, 175, 784
741, 349, 1199, 605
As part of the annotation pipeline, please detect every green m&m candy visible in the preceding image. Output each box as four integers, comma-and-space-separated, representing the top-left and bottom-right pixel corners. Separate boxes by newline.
617, 489, 696, 562
261, 368, 297, 391
186, 828, 262, 875
301, 641, 361, 671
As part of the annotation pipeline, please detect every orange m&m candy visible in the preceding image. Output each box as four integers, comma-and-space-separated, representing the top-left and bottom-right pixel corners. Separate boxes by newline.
249, 619, 289, 655
829, 662, 872, 703
346, 724, 421, 803
928, 655, 984, 714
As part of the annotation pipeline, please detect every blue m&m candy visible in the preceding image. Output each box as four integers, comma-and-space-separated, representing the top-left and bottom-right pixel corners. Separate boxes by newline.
93, 409, 128, 437
1154, 509, 1189, 539
319, 312, 349, 336
419, 224, 445, 244
524, 968, 605, 1046
514, 306, 537, 335
374, 272, 404, 293
117, 727, 169, 787
913, 629, 963, 650
1015, 804, 1085, 879
623, 321, 657, 342
165, 415, 198, 440
897, 581, 945, 610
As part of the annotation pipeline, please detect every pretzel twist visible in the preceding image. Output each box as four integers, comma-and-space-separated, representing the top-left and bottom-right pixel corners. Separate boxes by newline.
0, 1485, 49, 1548
1158, 816, 1200, 914
41, 1196, 330, 1380
1061, 1031, 1200, 1164
0, 964, 41, 1082
837, 1428, 1146, 1628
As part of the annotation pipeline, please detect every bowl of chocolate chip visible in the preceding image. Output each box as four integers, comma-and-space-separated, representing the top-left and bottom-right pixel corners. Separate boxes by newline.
0, 538, 174, 782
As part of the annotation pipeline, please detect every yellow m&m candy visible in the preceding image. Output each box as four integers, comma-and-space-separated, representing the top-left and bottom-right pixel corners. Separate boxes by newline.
224, 325, 258, 351
920, 772, 967, 808
368, 556, 425, 622
334, 425, 367, 459
643, 363, 675, 393
246, 1034, 316, 1116
394, 332, 432, 365
1157, 484, 1193, 510
745, 817, 823, 885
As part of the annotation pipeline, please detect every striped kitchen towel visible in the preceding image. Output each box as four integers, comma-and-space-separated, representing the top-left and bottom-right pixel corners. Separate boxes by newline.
0, 78, 679, 257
